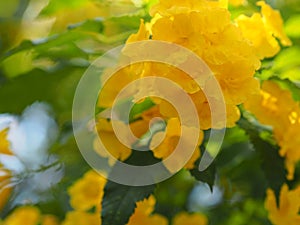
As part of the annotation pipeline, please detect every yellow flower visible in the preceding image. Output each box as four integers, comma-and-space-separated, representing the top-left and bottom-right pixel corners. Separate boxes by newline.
0, 129, 12, 211
236, 1, 291, 59
41, 215, 60, 225
68, 170, 106, 212
278, 123, 300, 180
3, 206, 40, 225
150, 0, 227, 17
229, 0, 246, 6
127, 195, 168, 225
61, 211, 100, 225
150, 117, 203, 171
97, 66, 136, 109
127, 19, 150, 43
172, 212, 208, 225
257, 1, 292, 46
0, 168, 11, 212
0, 129, 12, 155
236, 13, 280, 59
244, 80, 300, 180
265, 184, 300, 225
94, 118, 133, 165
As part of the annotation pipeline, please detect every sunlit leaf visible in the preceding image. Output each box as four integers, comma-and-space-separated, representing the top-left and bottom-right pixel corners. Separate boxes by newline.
285, 14, 300, 38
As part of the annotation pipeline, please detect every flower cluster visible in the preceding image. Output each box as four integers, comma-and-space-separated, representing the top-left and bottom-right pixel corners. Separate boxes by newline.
96, 0, 290, 171
244, 80, 300, 180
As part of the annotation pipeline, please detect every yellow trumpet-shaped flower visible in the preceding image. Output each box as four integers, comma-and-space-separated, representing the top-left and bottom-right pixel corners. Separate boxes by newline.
236, 1, 291, 59
127, 195, 168, 225
68, 170, 106, 212
0, 129, 12, 211
172, 212, 208, 225
265, 184, 300, 225
150, 117, 203, 171
62, 211, 100, 225
3, 206, 40, 225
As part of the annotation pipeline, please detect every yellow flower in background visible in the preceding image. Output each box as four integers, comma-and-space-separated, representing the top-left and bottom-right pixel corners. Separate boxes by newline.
229, 0, 246, 6
236, 1, 291, 59
278, 122, 300, 180
0, 168, 11, 212
244, 80, 300, 180
41, 215, 60, 225
150, 0, 227, 17
61, 211, 100, 225
172, 212, 208, 225
94, 118, 133, 165
127, 19, 150, 43
0, 129, 11, 155
0, 129, 12, 211
98, 66, 136, 109
3, 206, 40, 225
265, 184, 300, 225
257, 1, 291, 46
127, 195, 168, 225
150, 117, 203, 171
68, 170, 106, 212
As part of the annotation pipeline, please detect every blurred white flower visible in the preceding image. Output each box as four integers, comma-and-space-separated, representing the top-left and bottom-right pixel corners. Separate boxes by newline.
188, 182, 223, 211
0, 102, 63, 206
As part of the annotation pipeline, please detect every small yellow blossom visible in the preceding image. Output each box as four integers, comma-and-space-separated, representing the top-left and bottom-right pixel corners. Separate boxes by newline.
41, 215, 60, 225
265, 184, 300, 225
172, 212, 208, 225
68, 170, 106, 212
0, 129, 12, 211
150, 0, 227, 17
0, 168, 11, 212
61, 211, 100, 225
0, 129, 12, 155
127, 195, 168, 225
127, 19, 150, 43
3, 206, 40, 225
94, 118, 133, 165
257, 1, 292, 46
236, 1, 291, 59
150, 117, 203, 171
229, 0, 246, 6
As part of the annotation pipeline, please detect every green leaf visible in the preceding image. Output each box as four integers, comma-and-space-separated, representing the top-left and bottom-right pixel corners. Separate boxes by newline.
129, 97, 155, 122
0, 66, 84, 124
238, 117, 286, 202
285, 14, 300, 38
273, 47, 300, 72
1, 50, 34, 78
0, 0, 19, 18
41, 0, 89, 15
101, 181, 155, 225
101, 149, 159, 225
189, 153, 216, 191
